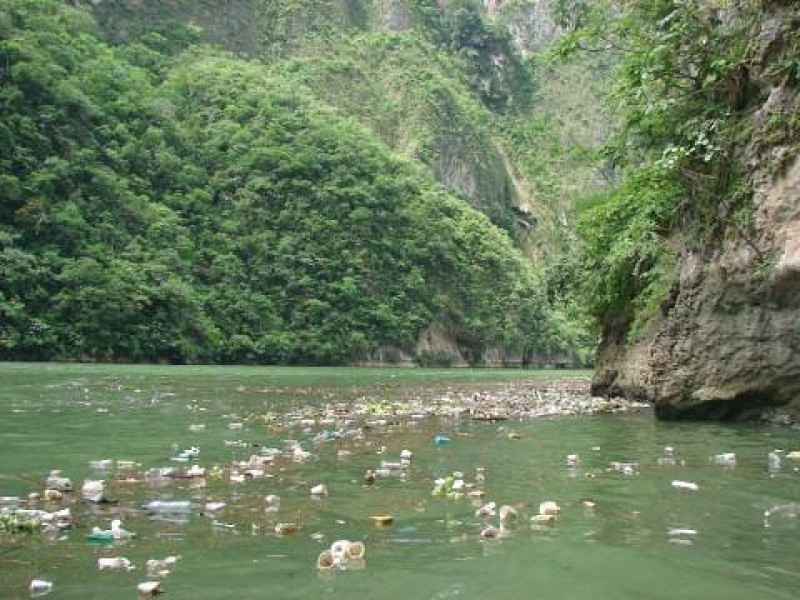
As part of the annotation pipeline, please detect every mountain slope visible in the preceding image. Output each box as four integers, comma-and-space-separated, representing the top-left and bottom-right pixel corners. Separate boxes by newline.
0, 0, 549, 364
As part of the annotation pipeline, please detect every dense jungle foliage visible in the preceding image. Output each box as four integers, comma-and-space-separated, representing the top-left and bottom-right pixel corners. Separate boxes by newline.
5, 0, 781, 365
0, 0, 555, 364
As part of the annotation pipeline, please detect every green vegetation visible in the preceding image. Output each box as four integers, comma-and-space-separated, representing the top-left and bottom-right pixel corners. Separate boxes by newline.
0, 0, 552, 364
559, 0, 788, 340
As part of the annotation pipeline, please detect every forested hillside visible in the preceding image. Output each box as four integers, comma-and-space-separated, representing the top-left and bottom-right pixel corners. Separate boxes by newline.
2, 0, 590, 365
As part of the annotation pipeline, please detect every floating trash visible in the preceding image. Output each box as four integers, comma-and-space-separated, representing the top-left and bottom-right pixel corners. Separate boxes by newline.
480, 525, 506, 540
187, 424, 206, 433
667, 528, 697, 537
712, 453, 736, 467
0, 511, 41, 533
321, 539, 366, 570
42, 490, 64, 502
145, 500, 191, 516
317, 549, 335, 571
671, 480, 699, 491
137, 581, 163, 596
88, 459, 113, 471
610, 461, 639, 476
82, 479, 115, 504
98, 557, 134, 571
531, 513, 557, 525
310, 484, 328, 497
87, 519, 135, 542
763, 503, 800, 528
434, 435, 451, 447
768, 450, 783, 472
144, 500, 192, 523
0, 496, 22, 509
29, 579, 53, 597
274, 522, 297, 535
538, 501, 561, 516
146, 556, 180, 577
45, 471, 73, 492
475, 501, 496, 517
499, 505, 519, 523
566, 454, 580, 467
370, 515, 394, 527
786, 451, 800, 461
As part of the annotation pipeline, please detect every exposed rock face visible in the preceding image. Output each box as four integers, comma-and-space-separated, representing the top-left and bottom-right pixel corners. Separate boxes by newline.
485, 0, 564, 56
593, 13, 800, 421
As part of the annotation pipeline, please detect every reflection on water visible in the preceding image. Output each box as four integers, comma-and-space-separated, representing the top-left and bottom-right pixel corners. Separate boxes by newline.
0, 364, 798, 600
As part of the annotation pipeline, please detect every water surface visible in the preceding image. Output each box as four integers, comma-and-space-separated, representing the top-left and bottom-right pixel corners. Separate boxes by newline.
0, 364, 798, 599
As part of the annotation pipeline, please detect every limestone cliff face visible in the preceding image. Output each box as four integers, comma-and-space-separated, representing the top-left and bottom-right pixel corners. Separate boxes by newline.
593, 12, 800, 420
486, 0, 564, 56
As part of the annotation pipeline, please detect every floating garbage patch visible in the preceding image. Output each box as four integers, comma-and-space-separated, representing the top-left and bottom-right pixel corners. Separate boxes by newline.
5, 374, 800, 597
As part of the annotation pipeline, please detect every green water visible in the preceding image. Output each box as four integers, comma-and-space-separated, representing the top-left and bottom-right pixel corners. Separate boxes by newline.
0, 363, 798, 599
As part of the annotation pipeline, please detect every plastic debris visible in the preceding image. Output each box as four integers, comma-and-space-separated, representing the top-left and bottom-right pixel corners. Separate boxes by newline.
370, 515, 394, 527
475, 502, 497, 517
610, 461, 639, 476
274, 522, 297, 535
145, 500, 191, 518
538, 501, 561, 516
433, 435, 451, 447
88, 459, 113, 471
147, 556, 180, 577
137, 581, 163, 596
322, 539, 366, 570
667, 528, 697, 537
768, 450, 783, 472
498, 505, 518, 523
45, 471, 73, 492
98, 557, 134, 571
43, 489, 63, 502
480, 525, 506, 539
82, 479, 111, 503
671, 480, 699, 491
87, 519, 135, 542
0, 496, 21, 509
317, 549, 335, 571
29, 579, 53, 597
531, 513, 557, 525
310, 484, 328, 497
763, 503, 800, 528
712, 453, 736, 467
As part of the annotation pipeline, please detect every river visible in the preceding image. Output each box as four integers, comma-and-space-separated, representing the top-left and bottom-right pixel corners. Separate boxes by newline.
0, 364, 797, 599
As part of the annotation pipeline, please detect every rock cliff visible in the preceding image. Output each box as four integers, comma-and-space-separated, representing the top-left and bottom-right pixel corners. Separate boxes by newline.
593, 10, 800, 421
